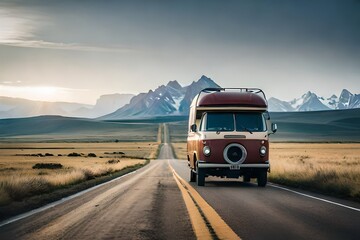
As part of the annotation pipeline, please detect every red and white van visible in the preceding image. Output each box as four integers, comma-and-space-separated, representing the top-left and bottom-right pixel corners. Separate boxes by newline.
187, 88, 277, 186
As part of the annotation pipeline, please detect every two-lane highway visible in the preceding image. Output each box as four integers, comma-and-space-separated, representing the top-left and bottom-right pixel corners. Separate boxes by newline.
1, 124, 360, 239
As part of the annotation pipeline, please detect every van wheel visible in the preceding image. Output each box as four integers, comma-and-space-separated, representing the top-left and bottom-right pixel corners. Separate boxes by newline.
257, 170, 267, 187
196, 169, 205, 186
190, 169, 196, 182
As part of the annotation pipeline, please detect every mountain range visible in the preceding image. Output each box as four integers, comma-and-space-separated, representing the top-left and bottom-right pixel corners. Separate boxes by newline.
0, 75, 359, 119
268, 89, 360, 112
100, 75, 220, 119
100, 77, 359, 119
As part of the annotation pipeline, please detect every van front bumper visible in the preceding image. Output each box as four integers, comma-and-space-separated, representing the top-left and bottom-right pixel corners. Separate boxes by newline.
197, 161, 270, 169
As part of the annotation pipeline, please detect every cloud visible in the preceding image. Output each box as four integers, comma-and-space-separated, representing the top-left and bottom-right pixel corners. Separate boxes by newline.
0, 39, 133, 53
0, 7, 36, 42
0, 5, 132, 53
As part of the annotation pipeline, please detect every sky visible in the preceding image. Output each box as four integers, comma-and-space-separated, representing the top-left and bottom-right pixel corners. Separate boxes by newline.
0, 0, 359, 104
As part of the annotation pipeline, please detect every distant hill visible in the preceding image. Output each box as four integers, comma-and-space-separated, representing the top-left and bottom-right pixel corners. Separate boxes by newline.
90, 93, 135, 117
269, 108, 360, 142
0, 115, 158, 142
0, 97, 91, 119
1, 109, 359, 142
0, 94, 134, 119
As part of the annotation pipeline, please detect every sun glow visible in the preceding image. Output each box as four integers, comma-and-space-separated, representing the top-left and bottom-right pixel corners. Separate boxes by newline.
0, 85, 71, 102
0, 84, 99, 104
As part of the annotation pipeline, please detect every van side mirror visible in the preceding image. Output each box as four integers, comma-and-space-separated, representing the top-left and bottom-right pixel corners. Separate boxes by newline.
190, 124, 197, 132
271, 123, 278, 133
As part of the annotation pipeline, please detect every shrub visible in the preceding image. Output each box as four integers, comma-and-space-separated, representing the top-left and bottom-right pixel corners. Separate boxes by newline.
88, 153, 97, 157
68, 152, 81, 157
104, 151, 125, 155
45, 153, 54, 156
82, 169, 95, 180
32, 163, 63, 169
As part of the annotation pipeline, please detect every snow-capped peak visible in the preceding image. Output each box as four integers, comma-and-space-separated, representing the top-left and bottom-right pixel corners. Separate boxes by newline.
270, 89, 359, 112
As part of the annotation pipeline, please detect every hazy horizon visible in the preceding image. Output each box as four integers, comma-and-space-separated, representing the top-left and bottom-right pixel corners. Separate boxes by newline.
0, 75, 358, 106
1, 0, 359, 104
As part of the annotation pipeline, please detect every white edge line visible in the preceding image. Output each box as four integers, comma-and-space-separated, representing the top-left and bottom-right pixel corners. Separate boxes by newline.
269, 183, 360, 212
0, 170, 137, 228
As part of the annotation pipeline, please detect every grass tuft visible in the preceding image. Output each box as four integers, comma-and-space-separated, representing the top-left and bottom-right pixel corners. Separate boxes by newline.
107, 159, 120, 164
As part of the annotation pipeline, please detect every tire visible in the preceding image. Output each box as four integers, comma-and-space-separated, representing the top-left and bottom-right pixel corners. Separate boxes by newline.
196, 168, 205, 186
257, 170, 267, 187
190, 169, 196, 182
243, 175, 251, 182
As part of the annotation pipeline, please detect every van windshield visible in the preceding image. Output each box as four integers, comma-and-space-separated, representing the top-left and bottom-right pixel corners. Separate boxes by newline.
202, 112, 265, 132
203, 113, 234, 131
235, 112, 266, 132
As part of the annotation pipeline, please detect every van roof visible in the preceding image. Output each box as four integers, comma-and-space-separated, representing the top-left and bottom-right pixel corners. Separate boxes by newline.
197, 91, 267, 108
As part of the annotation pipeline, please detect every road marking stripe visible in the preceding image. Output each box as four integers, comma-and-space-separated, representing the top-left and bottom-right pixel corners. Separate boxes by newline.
171, 166, 213, 239
169, 161, 241, 240
269, 184, 360, 212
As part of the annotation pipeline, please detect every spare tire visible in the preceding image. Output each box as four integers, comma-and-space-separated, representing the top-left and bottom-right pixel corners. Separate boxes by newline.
223, 143, 247, 164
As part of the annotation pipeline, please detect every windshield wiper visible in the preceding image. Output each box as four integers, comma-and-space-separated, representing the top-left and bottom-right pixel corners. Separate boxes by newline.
239, 124, 253, 134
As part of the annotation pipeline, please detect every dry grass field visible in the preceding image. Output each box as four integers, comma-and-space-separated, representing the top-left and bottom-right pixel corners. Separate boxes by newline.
172, 143, 360, 201
269, 143, 360, 201
171, 143, 187, 159
0, 142, 159, 206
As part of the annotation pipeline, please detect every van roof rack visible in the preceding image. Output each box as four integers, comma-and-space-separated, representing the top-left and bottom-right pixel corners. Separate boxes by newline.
200, 88, 267, 100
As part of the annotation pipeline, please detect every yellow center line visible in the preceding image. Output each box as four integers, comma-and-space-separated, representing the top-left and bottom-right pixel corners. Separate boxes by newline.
171, 165, 213, 239
168, 161, 241, 240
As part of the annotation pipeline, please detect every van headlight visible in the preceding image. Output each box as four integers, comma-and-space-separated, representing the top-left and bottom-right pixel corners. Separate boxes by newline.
260, 146, 267, 156
203, 146, 211, 156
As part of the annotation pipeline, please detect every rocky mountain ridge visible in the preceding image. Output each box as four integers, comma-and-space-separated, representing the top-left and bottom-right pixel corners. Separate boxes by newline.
100, 75, 220, 119
269, 89, 360, 112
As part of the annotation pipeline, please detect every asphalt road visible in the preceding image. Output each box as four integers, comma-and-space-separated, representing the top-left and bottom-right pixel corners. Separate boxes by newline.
1, 125, 360, 239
